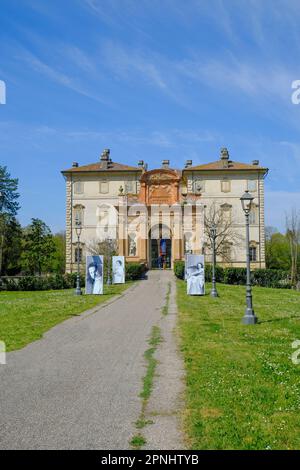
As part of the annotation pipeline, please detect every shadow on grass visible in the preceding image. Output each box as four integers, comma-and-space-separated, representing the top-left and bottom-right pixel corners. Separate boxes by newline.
258, 314, 300, 324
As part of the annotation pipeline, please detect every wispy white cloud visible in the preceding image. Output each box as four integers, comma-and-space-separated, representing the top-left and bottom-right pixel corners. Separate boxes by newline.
180, 55, 295, 102
61, 127, 216, 149
60, 45, 97, 74
100, 38, 296, 114
101, 41, 167, 91
17, 48, 110, 105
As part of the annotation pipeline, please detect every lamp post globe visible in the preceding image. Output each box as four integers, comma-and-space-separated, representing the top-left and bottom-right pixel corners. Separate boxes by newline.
240, 191, 258, 324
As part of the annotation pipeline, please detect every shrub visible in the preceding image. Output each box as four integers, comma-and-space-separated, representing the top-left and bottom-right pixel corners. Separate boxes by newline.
0, 273, 86, 291
63, 272, 85, 288
223, 267, 246, 285
174, 260, 185, 279
205, 264, 224, 283
18, 276, 41, 291
252, 268, 290, 289
173, 261, 291, 289
0, 278, 18, 291
125, 262, 147, 280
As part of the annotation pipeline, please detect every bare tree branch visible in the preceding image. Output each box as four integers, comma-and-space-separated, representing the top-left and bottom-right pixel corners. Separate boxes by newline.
204, 202, 243, 263
286, 208, 300, 287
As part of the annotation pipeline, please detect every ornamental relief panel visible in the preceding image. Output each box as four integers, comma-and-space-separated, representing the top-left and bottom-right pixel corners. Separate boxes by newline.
139, 169, 180, 205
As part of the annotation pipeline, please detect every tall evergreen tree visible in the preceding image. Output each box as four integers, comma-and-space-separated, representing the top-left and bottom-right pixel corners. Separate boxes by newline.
1, 217, 22, 275
21, 218, 55, 275
0, 166, 20, 274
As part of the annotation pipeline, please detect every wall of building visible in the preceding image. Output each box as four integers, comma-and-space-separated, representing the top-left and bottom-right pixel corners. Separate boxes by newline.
64, 167, 266, 272
184, 170, 266, 268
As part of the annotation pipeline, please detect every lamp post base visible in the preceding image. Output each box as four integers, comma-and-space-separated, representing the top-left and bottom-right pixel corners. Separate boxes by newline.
242, 310, 258, 324
75, 288, 82, 296
210, 289, 218, 298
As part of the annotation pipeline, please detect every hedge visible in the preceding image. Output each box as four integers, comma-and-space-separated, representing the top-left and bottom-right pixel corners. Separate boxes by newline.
0, 263, 147, 291
173, 261, 291, 289
173, 261, 225, 283
174, 260, 185, 280
125, 262, 147, 280
0, 273, 85, 291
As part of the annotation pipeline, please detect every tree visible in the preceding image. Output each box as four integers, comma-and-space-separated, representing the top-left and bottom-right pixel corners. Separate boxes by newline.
50, 231, 66, 274
286, 209, 300, 287
265, 231, 290, 270
21, 218, 56, 275
204, 202, 243, 263
0, 166, 20, 274
1, 217, 22, 275
265, 226, 278, 242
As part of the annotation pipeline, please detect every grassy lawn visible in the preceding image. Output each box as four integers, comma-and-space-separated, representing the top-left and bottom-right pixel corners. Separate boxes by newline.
177, 280, 300, 450
0, 283, 131, 352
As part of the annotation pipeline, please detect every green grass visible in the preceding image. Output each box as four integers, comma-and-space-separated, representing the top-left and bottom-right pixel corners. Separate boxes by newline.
140, 325, 162, 401
135, 418, 154, 429
162, 282, 171, 316
130, 325, 162, 447
130, 434, 146, 449
0, 283, 131, 352
177, 280, 300, 450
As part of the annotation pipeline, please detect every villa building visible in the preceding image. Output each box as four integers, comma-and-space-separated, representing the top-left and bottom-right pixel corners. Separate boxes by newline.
61, 148, 268, 272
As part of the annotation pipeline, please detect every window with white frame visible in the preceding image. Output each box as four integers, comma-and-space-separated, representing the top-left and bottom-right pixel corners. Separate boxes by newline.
125, 180, 136, 194
74, 180, 84, 194
193, 178, 205, 194
248, 179, 257, 192
74, 247, 83, 263
99, 180, 109, 194
222, 243, 232, 262
74, 205, 84, 225
249, 205, 258, 224
221, 203, 232, 222
249, 245, 257, 262
221, 178, 231, 193
99, 209, 109, 232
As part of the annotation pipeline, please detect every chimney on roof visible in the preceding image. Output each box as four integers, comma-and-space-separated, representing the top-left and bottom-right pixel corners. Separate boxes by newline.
220, 148, 229, 168
185, 160, 193, 168
100, 149, 110, 161
100, 148, 110, 169
162, 159, 170, 169
252, 160, 259, 166
72, 162, 79, 167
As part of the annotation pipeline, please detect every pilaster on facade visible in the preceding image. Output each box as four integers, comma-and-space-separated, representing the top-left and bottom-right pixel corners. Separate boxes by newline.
65, 176, 72, 273
259, 175, 266, 267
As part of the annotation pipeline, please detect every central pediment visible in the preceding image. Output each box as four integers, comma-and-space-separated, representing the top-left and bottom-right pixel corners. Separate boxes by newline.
139, 169, 180, 205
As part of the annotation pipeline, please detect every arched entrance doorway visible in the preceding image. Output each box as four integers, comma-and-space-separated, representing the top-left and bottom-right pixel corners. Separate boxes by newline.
149, 223, 172, 269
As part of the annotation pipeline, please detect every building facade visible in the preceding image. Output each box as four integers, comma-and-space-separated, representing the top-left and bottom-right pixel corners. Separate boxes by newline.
62, 148, 268, 272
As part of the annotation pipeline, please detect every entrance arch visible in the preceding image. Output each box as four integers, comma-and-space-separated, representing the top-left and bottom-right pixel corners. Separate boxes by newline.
149, 223, 172, 269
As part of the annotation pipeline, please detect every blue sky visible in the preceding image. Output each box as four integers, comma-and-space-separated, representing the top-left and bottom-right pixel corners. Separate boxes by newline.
1, 0, 300, 232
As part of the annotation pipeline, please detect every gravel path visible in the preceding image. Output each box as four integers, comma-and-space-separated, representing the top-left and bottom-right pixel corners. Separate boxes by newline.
0, 271, 172, 450
142, 276, 185, 450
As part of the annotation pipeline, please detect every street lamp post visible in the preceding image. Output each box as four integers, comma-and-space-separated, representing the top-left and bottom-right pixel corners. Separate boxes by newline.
75, 218, 82, 296
0, 191, 3, 284
106, 237, 112, 285
240, 190, 258, 324
210, 224, 218, 297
